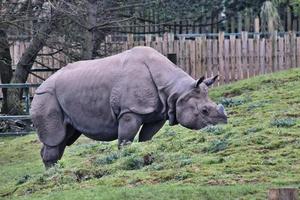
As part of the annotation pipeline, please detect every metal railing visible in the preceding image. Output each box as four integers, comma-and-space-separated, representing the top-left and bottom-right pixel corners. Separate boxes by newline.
0, 83, 40, 136
0, 83, 40, 115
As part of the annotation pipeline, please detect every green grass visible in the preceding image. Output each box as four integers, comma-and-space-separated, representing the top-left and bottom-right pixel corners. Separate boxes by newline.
1, 68, 300, 200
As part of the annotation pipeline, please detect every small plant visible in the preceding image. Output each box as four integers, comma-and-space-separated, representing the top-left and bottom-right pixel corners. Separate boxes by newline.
202, 125, 225, 135
94, 153, 119, 165
245, 127, 263, 134
122, 155, 144, 170
16, 175, 31, 185
180, 158, 192, 167
270, 118, 296, 128
203, 139, 228, 153
219, 98, 246, 107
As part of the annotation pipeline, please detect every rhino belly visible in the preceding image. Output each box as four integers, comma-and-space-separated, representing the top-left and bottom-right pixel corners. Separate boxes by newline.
57, 85, 118, 141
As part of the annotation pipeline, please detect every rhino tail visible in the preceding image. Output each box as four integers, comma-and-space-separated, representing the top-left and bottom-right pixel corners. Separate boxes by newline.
30, 92, 66, 147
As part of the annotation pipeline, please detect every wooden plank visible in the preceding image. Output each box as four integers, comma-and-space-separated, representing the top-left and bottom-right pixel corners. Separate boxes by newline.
224, 38, 230, 83
291, 32, 296, 68
229, 35, 236, 82
185, 40, 191, 75
235, 38, 242, 80
273, 32, 278, 72
195, 37, 202, 78
248, 38, 254, 77
206, 39, 213, 78
145, 34, 152, 47
190, 40, 196, 79
180, 37, 185, 72
241, 32, 248, 79
127, 34, 134, 49
260, 38, 266, 74
278, 37, 284, 70
212, 39, 218, 82
254, 35, 260, 75
218, 32, 225, 84
284, 33, 291, 69
265, 37, 273, 73
167, 33, 174, 53
163, 33, 168, 56
174, 39, 180, 66
297, 37, 300, 68
200, 36, 207, 77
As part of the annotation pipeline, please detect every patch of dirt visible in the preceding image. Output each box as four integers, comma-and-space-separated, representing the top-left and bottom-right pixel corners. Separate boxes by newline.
285, 113, 300, 118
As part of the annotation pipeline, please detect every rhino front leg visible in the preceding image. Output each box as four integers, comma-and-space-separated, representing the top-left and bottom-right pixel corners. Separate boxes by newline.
139, 120, 165, 142
118, 113, 142, 149
40, 142, 66, 169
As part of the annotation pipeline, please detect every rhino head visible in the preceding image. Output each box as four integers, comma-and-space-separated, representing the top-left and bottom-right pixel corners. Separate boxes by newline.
176, 75, 227, 130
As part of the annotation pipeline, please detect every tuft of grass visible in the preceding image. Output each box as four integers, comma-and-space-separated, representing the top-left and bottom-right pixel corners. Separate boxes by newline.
203, 139, 228, 153
219, 97, 246, 107
201, 125, 225, 135
270, 118, 297, 128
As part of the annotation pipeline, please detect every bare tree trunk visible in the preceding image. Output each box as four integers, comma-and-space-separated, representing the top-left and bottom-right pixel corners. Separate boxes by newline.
0, 29, 13, 114
6, 21, 54, 114
82, 0, 97, 60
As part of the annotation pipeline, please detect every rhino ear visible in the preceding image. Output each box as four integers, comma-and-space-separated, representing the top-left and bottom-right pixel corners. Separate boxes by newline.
204, 75, 218, 87
194, 76, 205, 88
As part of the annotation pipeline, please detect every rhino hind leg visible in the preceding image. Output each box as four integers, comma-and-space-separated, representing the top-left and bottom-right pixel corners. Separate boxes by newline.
139, 120, 165, 142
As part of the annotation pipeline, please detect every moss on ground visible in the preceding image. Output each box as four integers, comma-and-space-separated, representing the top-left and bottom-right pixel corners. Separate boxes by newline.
1, 68, 300, 199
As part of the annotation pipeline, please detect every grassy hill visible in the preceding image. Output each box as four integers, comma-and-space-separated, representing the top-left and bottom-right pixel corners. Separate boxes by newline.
0, 68, 300, 200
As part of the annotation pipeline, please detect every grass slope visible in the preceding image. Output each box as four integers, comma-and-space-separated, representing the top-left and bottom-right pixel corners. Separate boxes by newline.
1, 69, 300, 200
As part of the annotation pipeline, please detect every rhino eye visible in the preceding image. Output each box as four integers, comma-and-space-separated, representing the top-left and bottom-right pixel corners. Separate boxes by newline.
201, 108, 209, 116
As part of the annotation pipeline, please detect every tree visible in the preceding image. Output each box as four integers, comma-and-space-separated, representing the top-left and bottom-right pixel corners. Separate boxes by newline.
0, 29, 12, 114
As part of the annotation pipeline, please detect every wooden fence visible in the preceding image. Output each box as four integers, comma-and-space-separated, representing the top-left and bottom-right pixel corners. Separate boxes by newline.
8, 40, 67, 85
3, 31, 300, 89
104, 32, 300, 85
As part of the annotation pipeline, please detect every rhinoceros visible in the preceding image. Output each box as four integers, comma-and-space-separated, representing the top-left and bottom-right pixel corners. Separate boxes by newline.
30, 46, 227, 168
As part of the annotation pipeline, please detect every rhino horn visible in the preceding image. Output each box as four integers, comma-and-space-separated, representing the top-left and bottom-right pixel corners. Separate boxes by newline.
203, 75, 218, 86
194, 76, 205, 88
